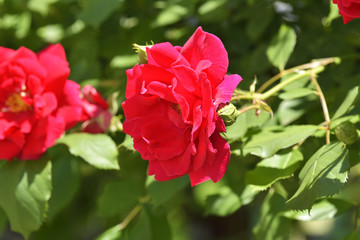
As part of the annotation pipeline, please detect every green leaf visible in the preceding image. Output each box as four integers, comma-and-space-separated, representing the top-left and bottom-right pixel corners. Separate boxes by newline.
286, 142, 349, 211
97, 179, 143, 217
266, 24, 297, 70
332, 86, 359, 120
246, 150, 303, 191
0, 158, 52, 238
96, 224, 122, 240
283, 199, 352, 221
205, 186, 242, 217
147, 206, 172, 240
226, 107, 270, 141
243, 125, 318, 158
147, 175, 188, 207
279, 88, 316, 100
246, 5, 274, 41
154, 5, 189, 27
0, 208, 7, 235
27, 0, 57, 15
126, 207, 151, 240
47, 145, 80, 222
344, 232, 360, 240
57, 133, 119, 170
78, 0, 123, 28
277, 99, 308, 126
253, 191, 291, 240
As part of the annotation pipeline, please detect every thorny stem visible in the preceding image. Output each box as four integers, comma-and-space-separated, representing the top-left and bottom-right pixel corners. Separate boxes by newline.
309, 70, 331, 144
257, 57, 339, 93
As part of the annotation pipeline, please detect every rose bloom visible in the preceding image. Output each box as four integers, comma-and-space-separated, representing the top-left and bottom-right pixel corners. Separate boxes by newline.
122, 27, 242, 186
333, 0, 360, 23
80, 85, 112, 133
0, 44, 82, 161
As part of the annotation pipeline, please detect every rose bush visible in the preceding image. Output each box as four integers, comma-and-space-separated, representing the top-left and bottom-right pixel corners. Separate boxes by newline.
122, 27, 242, 186
80, 85, 112, 133
0, 44, 82, 160
333, 0, 360, 23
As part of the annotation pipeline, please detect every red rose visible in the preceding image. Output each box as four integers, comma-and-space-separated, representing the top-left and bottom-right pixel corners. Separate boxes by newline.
122, 27, 242, 186
333, 0, 360, 23
80, 85, 112, 133
0, 44, 82, 160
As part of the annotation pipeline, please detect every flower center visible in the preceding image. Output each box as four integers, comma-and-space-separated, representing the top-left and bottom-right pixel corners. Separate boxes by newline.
4, 93, 32, 113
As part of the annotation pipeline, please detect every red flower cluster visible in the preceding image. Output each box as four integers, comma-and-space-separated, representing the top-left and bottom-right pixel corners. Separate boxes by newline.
333, 0, 360, 23
80, 85, 112, 133
0, 44, 82, 160
122, 27, 242, 186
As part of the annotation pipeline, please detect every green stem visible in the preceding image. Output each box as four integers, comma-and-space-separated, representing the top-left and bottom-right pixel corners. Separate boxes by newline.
257, 57, 339, 93
238, 104, 260, 114
118, 195, 151, 230
260, 66, 325, 100
309, 70, 331, 144
119, 205, 142, 230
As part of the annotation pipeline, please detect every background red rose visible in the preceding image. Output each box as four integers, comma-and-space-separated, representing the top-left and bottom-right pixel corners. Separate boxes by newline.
122, 27, 242, 186
333, 0, 360, 23
0, 44, 82, 160
80, 85, 112, 133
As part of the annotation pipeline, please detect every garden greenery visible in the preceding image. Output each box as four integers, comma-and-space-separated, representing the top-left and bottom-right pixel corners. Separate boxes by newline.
0, 0, 360, 239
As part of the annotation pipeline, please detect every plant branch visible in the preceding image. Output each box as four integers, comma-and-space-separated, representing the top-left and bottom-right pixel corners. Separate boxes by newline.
118, 204, 142, 230
309, 70, 331, 144
257, 57, 339, 93
260, 66, 325, 100
118, 195, 151, 231
237, 104, 260, 115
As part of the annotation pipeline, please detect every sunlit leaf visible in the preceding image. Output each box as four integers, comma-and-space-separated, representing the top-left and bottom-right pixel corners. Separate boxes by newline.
0, 158, 52, 238
96, 224, 122, 240
246, 150, 303, 191
243, 125, 318, 158
78, 0, 123, 28
286, 142, 349, 211
266, 24, 297, 70
253, 191, 291, 240
279, 88, 315, 100
283, 199, 352, 221
57, 133, 119, 170
332, 86, 359, 120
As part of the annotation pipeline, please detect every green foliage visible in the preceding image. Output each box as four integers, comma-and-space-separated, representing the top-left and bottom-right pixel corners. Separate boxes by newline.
243, 125, 318, 158
0, 158, 52, 238
246, 150, 303, 191
47, 145, 80, 222
1, 0, 360, 239
253, 190, 291, 240
57, 133, 120, 170
286, 142, 349, 211
97, 179, 143, 217
266, 24, 297, 71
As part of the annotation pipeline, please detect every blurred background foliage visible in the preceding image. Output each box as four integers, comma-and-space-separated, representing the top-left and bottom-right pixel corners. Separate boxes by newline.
1, 0, 360, 239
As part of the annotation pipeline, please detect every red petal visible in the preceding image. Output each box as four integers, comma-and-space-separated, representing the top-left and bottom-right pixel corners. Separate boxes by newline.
181, 27, 229, 87
125, 64, 143, 99
214, 74, 242, 105
189, 131, 230, 186
147, 42, 180, 68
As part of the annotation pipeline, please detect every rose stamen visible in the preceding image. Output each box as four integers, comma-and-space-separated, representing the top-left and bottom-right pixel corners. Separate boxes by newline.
5, 92, 32, 113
